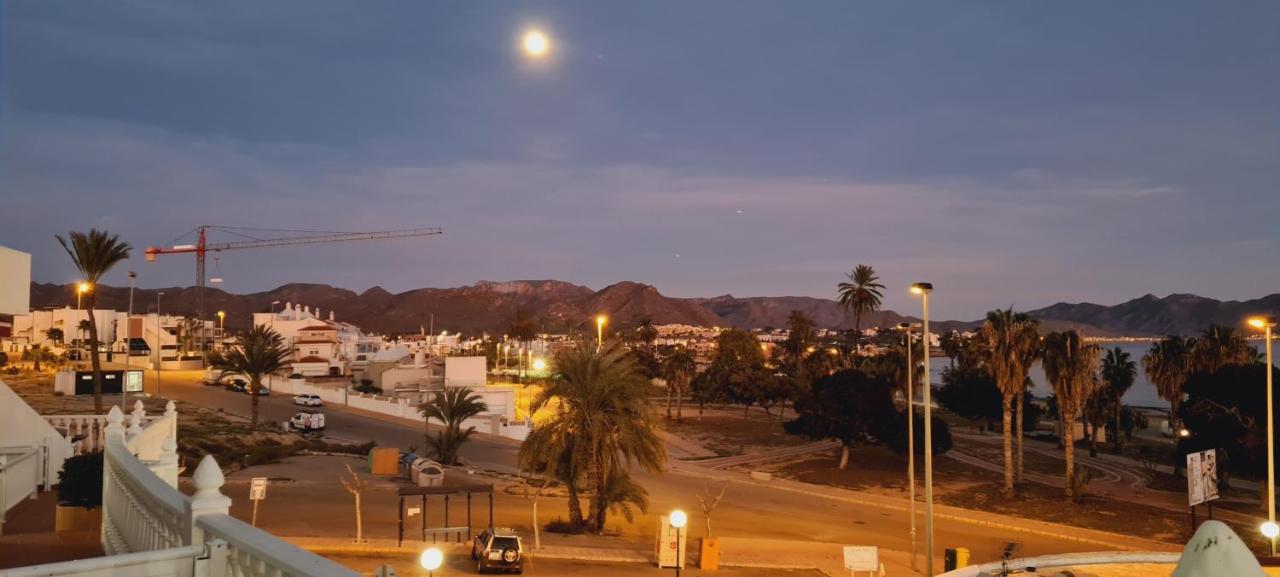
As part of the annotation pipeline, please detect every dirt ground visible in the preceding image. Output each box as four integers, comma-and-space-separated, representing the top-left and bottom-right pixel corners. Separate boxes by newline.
664, 407, 797, 457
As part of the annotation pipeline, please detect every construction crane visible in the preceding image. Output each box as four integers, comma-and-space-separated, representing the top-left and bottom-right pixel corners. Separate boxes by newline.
144, 225, 443, 357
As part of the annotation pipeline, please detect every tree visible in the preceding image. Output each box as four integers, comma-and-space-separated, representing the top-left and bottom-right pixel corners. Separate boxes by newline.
705, 329, 770, 417
176, 317, 203, 358
1143, 335, 1195, 433
980, 309, 1040, 493
521, 341, 665, 533
1179, 363, 1280, 478
663, 348, 697, 421
595, 465, 649, 530
785, 368, 898, 469
1191, 325, 1255, 373
419, 386, 488, 465
0, 352, 7, 368
936, 364, 1003, 431
697, 483, 728, 538
1042, 331, 1101, 499
44, 328, 64, 346
508, 308, 539, 381
836, 264, 884, 353
57, 229, 132, 414
338, 463, 368, 543
207, 325, 292, 426
1100, 347, 1137, 452
939, 331, 964, 369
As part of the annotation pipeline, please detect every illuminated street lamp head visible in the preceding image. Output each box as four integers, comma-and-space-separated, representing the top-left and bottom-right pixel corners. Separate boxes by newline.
419, 548, 443, 571
1248, 316, 1277, 329
78, 282, 91, 294
596, 314, 607, 327
669, 510, 687, 529
532, 358, 547, 371
909, 282, 933, 295
1263, 521, 1279, 539
217, 310, 225, 319
522, 29, 550, 58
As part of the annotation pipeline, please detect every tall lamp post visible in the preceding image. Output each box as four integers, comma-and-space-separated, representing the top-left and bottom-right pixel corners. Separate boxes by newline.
910, 282, 934, 576
1250, 315, 1277, 556
124, 272, 136, 409
596, 314, 607, 353
76, 281, 90, 310
419, 547, 443, 577
669, 509, 687, 577
156, 291, 165, 399
896, 321, 920, 571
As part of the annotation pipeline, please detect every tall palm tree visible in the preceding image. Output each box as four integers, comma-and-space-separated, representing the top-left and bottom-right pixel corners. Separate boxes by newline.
419, 386, 488, 465
1042, 331, 1101, 499
1142, 335, 1194, 432
508, 308, 539, 381
836, 264, 884, 353
208, 325, 292, 426
663, 348, 697, 421
521, 341, 666, 533
1100, 347, 1137, 451
1191, 325, 1255, 373
57, 229, 132, 414
980, 309, 1040, 493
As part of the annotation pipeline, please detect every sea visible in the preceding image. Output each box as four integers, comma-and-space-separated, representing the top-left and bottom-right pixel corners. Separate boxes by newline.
926, 340, 1170, 410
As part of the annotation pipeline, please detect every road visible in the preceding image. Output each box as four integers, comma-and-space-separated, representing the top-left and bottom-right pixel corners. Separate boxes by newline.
145, 369, 1163, 573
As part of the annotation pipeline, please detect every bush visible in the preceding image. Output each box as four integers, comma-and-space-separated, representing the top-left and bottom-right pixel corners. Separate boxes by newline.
0, 352, 8, 367
353, 379, 379, 394
544, 518, 586, 534
57, 453, 104, 509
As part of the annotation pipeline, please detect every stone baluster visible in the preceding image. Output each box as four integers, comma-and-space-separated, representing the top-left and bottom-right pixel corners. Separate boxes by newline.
189, 455, 232, 546
164, 401, 178, 441
127, 400, 145, 439
148, 436, 180, 488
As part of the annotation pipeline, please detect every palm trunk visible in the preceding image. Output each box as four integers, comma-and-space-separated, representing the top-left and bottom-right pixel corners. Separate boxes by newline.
532, 495, 541, 549
838, 444, 850, 470
354, 491, 363, 542
1064, 410, 1076, 499
1015, 390, 1025, 483
676, 389, 685, 422
1002, 395, 1013, 494
86, 297, 103, 414
566, 483, 585, 527
1115, 407, 1123, 452
250, 377, 261, 426
1088, 420, 1098, 458
666, 386, 673, 419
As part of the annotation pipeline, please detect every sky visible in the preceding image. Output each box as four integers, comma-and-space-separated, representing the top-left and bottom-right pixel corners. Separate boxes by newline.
2, 1, 1279, 320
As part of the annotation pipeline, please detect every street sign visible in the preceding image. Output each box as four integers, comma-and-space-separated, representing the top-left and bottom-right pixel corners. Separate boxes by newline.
407, 507, 420, 516
1186, 449, 1219, 506
843, 545, 878, 572
250, 477, 268, 501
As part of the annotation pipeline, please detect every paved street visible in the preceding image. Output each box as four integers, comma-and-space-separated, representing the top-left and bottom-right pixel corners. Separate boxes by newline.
139, 367, 1178, 576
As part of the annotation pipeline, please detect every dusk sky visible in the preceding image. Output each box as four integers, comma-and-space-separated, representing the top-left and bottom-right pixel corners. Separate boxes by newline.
3, 1, 1278, 320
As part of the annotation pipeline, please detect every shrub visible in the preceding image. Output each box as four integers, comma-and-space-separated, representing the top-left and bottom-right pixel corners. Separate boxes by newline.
544, 518, 586, 534
57, 453, 104, 509
0, 352, 8, 367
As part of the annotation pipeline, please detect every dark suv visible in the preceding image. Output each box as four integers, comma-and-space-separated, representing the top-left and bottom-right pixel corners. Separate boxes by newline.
471, 527, 524, 574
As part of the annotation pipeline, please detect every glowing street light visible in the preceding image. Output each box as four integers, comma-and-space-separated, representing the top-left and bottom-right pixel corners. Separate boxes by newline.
419, 547, 443, 576
77, 281, 91, 310
596, 314, 607, 352
522, 29, 550, 58
1250, 314, 1277, 556
532, 357, 547, 372
217, 310, 225, 330
669, 510, 687, 577
910, 282, 935, 577
1264, 521, 1279, 554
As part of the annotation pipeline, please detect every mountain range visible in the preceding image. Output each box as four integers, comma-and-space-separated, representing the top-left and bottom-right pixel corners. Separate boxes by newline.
25, 281, 1280, 337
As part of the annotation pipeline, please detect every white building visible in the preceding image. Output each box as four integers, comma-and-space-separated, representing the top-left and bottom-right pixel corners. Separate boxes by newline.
253, 302, 385, 377
10, 309, 217, 368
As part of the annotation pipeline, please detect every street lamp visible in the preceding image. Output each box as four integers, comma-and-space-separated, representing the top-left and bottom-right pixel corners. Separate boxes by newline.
156, 292, 165, 399
522, 29, 550, 58
896, 321, 921, 571
1264, 521, 1279, 555
669, 509, 687, 577
909, 282, 934, 577
76, 282, 91, 310
124, 272, 136, 410
419, 547, 443, 577
596, 314, 607, 353
1249, 315, 1277, 556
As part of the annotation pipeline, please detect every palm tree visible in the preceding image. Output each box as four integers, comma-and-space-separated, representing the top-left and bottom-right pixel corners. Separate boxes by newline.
663, 348, 697, 421
521, 341, 666, 533
595, 464, 649, 528
1042, 331, 1101, 499
419, 386, 488, 465
208, 325, 292, 426
1191, 325, 1254, 373
1101, 347, 1137, 451
836, 264, 884, 353
57, 229, 132, 414
1142, 335, 1194, 432
508, 308, 539, 381
980, 309, 1040, 493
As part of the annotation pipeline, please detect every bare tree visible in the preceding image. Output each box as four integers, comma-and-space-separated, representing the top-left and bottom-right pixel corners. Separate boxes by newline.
697, 482, 728, 538
521, 473, 556, 550
339, 464, 368, 543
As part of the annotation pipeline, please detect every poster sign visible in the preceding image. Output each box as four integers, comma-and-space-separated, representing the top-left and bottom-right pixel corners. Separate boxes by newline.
124, 370, 144, 393
250, 477, 268, 501
1187, 449, 1219, 506
843, 546, 878, 572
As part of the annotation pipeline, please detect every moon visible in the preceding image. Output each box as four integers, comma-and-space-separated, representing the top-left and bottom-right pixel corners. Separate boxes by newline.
522, 30, 550, 57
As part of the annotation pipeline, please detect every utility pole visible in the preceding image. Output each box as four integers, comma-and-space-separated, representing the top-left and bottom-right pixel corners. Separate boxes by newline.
124, 272, 135, 409
156, 292, 164, 399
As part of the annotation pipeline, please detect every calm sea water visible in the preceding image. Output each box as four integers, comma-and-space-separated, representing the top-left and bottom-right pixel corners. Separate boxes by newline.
926, 341, 1170, 409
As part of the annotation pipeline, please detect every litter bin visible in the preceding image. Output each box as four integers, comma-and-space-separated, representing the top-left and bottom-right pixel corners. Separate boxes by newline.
945, 547, 970, 571
411, 458, 444, 487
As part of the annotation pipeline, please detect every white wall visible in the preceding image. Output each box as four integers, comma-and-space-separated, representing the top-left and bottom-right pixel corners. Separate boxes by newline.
0, 247, 30, 316
445, 356, 487, 387
0, 379, 69, 493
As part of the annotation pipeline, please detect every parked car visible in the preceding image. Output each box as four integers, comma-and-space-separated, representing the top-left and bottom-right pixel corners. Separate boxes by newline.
293, 394, 323, 407
288, 412, 325, 433
223, 379, 247, 393
244, 383, 270, 396
471, 528, 524, 574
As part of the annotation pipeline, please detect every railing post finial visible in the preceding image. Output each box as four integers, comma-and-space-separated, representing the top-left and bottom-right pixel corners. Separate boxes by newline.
127, 399, 145, 438
190, 455, 232, 544
165, 400, 177, 418
105, 405, 126, 440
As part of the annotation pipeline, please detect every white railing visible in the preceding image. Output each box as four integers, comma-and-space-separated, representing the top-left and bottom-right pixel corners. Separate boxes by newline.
0, 447, 42, 520
0, 400, 363, 577
938, 551, 1182, 577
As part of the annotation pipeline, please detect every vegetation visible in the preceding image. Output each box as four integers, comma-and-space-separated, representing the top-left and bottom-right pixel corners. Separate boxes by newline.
785, 368, 899, 469
57, 452, 104, 509
836, 264, 884, 352
704, 329, 774, 417
207, 325, 292, 426
1142, 335, 1195, 432
418, 386, 488, 465
936, 364, 1003, 429
519, 341, 665, 533
662, 348, 697, 421
44, 328, 64, 346
1099, 347, 1137, 451
1190, 325, 1255, 373
1042, 331, 1101, 498
980, 309, 1040, 493
56, 228, 132, 413
507, 308, 539, 381
338, 464, 368, 542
